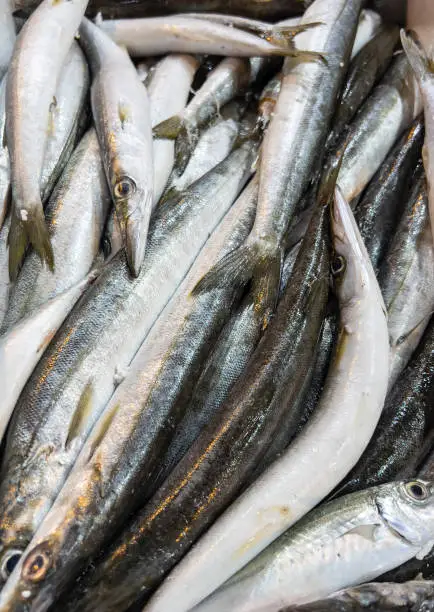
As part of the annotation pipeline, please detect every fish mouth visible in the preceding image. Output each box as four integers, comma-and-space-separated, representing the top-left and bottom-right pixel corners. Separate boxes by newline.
375, 499, 415, 546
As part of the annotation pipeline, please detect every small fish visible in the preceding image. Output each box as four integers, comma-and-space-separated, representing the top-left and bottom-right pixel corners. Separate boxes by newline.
79, 17, 153, 277
0, 0, 15, 80
6, 0, 89, 278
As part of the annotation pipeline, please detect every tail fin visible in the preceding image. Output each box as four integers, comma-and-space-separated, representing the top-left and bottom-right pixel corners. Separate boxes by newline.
266, 22, 323, 47
8, 204, 54, 281
153, 115, 183, 140
175, 126, 199, 175
401, 29, 433, 82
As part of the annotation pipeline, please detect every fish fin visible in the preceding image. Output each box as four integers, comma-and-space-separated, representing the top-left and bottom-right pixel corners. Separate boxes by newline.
65, 382, 94, 450
25, 205, 55, 272
8, 211, 28, 281
192, 244, 257, 296
401, 29, 434, 81
118, 102, 129, 129
88, 404, 119, 462
251, 248, 282, 330
342, 524, 381, 542
153, 115, 183, 140
175, 126, 198, 175
266, 21, 323, 46
278, 48, 327, 65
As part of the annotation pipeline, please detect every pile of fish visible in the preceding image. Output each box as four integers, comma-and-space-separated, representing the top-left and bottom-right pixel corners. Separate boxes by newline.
0, 0, 433, 610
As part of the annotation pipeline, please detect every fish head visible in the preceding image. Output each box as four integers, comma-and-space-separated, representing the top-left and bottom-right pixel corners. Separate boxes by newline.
376, 479, 434, 550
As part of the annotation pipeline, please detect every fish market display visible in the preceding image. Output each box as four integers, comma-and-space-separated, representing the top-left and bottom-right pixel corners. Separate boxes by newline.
0, 2, 432, 612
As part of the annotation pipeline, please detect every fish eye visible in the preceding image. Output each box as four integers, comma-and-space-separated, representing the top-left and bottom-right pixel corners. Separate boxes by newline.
331, 254, 346, 276
405, 481, 429, 501
22, 546, 51, 583
1, 549, 22, 580
114, 177, 136, 200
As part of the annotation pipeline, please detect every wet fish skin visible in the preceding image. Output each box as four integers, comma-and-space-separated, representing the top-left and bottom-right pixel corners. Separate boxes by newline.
194, 480, 434, 611
6, 0, 89, 279
0, 215, 9, 328
327, 24, 399, 151
79, 17, 153, 278
378, 164, 434, 390
0, 143, 255, 588
181, 12, 300, 36
333, 317, 434, 498
0, 75, 10, 229
0, 0, 15, 80
354, 116, 424, 273
1, 128, 111, 332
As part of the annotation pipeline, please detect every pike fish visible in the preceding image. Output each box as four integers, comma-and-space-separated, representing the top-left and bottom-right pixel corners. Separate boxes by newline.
146, 185, 389, 612
6, 0, 89, 278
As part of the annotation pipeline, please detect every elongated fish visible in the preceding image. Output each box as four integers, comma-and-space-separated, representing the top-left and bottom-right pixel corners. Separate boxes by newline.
6, 0, 89, 278
0, 171, 259, 612
378, 164, 434, 389
146, 185, 389, 612
401, 30, 434, 241
61, 163, 332, 612
194, 0, 362, 321
350, 9, 382, 58
0, 143, 255, 586
0, 0, 15, 80
354, 116, 424, 272
79, 17, 153, 277
332, 317, 434, 497
0, 273, 99, 445
98, 16, 319, 58
194, 481, 434, 611
1, 128, 111, 332
147, 54, 199, 203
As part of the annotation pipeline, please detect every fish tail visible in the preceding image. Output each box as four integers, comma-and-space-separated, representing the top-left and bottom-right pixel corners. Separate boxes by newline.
8, 204, 54, 280
175, 126, 198, 175
401, 29, 434, 81
152, 115, 183, 140
267, 21, 323, 45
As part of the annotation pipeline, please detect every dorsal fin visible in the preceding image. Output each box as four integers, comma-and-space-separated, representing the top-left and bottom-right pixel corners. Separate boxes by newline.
87, 403, 119, 462
65, 382, 94, 449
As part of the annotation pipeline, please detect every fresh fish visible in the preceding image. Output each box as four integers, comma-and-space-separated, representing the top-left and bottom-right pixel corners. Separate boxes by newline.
0, 273, 99, 445
79, 17, 153, 278
147, 185, 390, 612
401, 30, 434, 242
350, 9, 382, 58
148, 54, 199, 203
194, 0, 362, 321
354, 116, 424, 272
6, 0, 89, 278
288, 580, 434, 612
0, 170, 259, 612
1, 128, 111, 332
333, 317, 434, 497
98, 16, 320, 58
60, 157, 332, 612
0, 215, 9, 328
331, 53, 423, 205
327, 25, 399, 150
193, 481, 434, 611
0, 75, 10, 229
0, 0, 15, 80
181, 13, 300, 36
0, 143, 255, 585
378, 164, 434, 390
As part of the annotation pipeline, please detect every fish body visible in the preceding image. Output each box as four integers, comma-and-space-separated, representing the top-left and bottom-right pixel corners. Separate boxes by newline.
195, 481, 434, 611
6, 0, 89, 278
0, 144, 254, 586
0, 0, 15, 80
350, 8, 382, 58
79, 17, 153, 277
0, 215, 9, 327
2, 128, 111, 332
355, 116, 424, 272
0, 75, 10, 229
147, 183, 390, 612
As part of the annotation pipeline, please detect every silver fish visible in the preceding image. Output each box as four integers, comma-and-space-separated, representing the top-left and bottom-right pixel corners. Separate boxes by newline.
351, 9, 382, 58
0, 0, 15, 80
79, 17, 153, 277
0, 215, 9, 328
145, 184, 389, 612
0, 74, 10, 229
194, 481, 434, 611
6, 0, 89, 278
2, 128, 111, 332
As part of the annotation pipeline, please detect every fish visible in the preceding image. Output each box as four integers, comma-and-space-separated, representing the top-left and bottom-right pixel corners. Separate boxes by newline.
354, 116, 424, 272
181, 13, 300, 36
332, 317, 434, 497
378, 164, 434, 390
98, 16, 321, 58
6, 0, 89, 279
327, 24, 399, 151
0, 0, 15, 81
0, 272, 99, 445
1, 128, 111, 332
79, 17, 153, 278
0, 143, 255, 586
0, 75, 10, 229
330, 53, 423, 205
59, 146, 332, 612
194, 0, 362, 322
147, 54, 199, 203
193, 480, 434, 611
350, 9, 382, 58
145, 184, 390, 612
0, 215, 9, 328
401, 30, 434, 242
0, 168, 259, 612
287, 580, 434, 612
